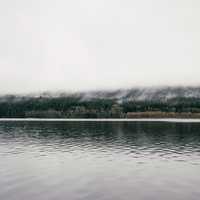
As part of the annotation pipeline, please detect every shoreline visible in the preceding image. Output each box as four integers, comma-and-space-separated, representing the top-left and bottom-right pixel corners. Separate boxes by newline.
0, 118, 200, 123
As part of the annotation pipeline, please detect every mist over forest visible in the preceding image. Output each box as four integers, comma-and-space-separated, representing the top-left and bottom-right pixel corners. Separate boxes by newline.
1, 86, 200, 118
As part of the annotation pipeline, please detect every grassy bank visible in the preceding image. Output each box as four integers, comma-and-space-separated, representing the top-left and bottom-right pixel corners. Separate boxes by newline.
126, 112, 200, 119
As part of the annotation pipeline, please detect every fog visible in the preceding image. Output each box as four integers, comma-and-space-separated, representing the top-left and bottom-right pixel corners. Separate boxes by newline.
0, 0, 200, 94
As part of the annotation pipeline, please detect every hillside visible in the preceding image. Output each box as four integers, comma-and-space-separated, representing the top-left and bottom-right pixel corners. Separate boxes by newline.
0, 87, 200, 118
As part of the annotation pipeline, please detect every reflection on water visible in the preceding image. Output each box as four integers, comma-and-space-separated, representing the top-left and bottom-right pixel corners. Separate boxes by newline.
0, 121, 200, 200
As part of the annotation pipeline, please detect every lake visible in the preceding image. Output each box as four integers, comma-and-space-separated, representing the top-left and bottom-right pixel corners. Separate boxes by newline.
0, 120, 200, 200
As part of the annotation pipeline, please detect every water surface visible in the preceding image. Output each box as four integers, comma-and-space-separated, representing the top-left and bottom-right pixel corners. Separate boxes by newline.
0, 121, 200, 200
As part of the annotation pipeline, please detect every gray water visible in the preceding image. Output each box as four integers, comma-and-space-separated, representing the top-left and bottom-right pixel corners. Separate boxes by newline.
0, 121, 200, 200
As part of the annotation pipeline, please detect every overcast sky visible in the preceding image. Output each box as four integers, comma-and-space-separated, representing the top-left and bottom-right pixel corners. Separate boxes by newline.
0, 0, 200, 94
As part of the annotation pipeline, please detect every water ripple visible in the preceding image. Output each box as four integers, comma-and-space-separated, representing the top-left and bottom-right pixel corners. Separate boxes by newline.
0, 121, 200, 200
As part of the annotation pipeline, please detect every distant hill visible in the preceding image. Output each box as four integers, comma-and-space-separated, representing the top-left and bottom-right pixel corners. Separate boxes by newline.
0, 87, 200, 118
1, 86, 200, 102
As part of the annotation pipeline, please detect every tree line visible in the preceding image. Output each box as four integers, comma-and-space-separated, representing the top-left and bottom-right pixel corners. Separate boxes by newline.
0, 96, 200, 118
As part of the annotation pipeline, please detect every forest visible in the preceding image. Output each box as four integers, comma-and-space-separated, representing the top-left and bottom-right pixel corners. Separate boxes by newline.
0, 95, 200, 118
